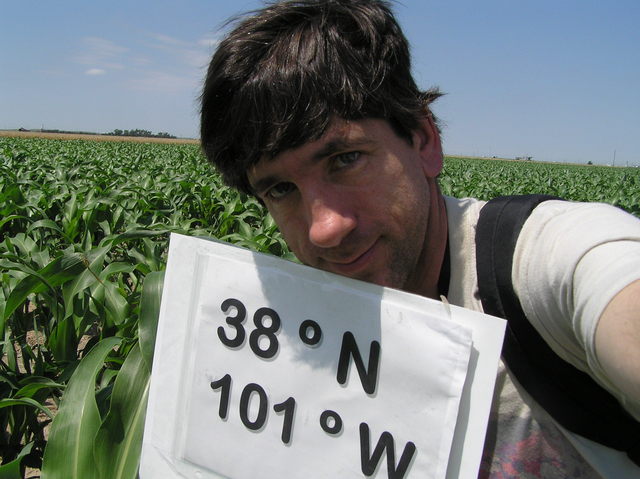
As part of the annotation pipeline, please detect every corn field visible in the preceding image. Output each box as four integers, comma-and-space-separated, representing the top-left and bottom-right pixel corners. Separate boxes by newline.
0, 136, 638, 478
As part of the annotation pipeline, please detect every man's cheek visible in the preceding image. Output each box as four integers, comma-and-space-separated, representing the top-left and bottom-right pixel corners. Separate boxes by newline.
278, 219, 305, 247
277, 230, 305, 263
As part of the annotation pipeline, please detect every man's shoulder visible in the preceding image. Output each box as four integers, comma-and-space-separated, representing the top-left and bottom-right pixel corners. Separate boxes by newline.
443, 195, 485, 228
443, 195, 484, 210
445, 195, 639, 234
521, 199, 640, 246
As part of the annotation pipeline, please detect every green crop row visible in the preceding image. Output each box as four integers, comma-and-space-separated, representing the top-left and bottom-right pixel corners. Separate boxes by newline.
440, 157, 640, 216
0, 137, 290, 478
0, 137, 638, 478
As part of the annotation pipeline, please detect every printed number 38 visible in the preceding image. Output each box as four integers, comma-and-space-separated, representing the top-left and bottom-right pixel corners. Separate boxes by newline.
218, 298, 281, 359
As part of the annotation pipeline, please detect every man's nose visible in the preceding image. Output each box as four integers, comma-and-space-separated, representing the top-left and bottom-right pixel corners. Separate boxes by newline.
307, 195, 357, 248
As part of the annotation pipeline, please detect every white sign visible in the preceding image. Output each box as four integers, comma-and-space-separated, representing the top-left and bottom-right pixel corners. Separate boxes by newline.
141, 234, 506, 478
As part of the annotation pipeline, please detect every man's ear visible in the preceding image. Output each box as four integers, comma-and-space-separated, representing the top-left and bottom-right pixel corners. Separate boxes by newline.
413, 114, 443, 178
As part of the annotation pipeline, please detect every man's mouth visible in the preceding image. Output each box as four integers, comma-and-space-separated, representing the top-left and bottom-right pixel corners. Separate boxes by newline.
322, 239, 380, 277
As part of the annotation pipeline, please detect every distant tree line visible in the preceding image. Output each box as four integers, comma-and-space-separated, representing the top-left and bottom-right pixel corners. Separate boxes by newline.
19, 127, 178, 139
40, 128, 101, 135
107, 129, 176, 139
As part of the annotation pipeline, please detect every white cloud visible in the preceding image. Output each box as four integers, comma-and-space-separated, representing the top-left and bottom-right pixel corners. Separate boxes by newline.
145, 31, 217, 69
73, 37, 127, 73
197, 33, 220, 50
127, 70, 198, 93
131, 56, 153, 66
182, 49, 211, 69
70, 32, 216, 92
149, 33, 191, 48
84, 37, 128, 56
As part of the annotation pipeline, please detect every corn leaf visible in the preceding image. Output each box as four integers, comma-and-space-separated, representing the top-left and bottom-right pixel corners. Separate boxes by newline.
48, 316, 78, 363
93, 343, 149, 479
41, 336, 121, 479
62, 245, 111, 318
139, 271, 164, 372
15, 377, 64, 399
0, 442, 34, 479
0, 398, 54, 420
3, 253, 87, 323
0, 215, 28, 230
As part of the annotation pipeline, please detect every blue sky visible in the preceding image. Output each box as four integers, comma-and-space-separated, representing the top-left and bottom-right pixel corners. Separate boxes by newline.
2, 1, 639, 165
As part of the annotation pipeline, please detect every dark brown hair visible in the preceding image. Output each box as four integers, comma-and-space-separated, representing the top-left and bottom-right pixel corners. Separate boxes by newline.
200, 0, 441, 194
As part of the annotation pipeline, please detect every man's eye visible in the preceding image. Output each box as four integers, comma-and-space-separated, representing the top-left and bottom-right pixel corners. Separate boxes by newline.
266, 182, 296, 200
333, 151, 360, 169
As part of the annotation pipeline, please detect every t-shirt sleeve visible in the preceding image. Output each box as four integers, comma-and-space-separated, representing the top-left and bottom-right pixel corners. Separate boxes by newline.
511, 200, 640, 405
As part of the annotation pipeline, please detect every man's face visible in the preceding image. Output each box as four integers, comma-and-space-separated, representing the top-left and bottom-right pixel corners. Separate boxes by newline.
248, 117, 444, 293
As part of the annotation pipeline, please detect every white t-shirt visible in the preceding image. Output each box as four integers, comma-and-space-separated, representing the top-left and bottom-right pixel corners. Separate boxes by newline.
443, 196, 640, 478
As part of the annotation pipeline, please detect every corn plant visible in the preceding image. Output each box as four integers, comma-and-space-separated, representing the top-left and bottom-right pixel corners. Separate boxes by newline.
0, 137, 289, 477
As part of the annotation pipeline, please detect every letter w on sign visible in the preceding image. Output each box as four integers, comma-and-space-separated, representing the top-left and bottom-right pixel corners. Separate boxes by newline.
360, 423, 417, 478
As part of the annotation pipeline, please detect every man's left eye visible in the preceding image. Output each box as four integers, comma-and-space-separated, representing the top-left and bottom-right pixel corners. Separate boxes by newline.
333, 151, 360, 169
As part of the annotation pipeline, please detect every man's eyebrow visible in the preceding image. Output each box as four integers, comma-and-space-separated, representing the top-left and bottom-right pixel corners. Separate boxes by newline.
250, 173, 280, 196
249, 136, 373, 195
311, 137, 371, 161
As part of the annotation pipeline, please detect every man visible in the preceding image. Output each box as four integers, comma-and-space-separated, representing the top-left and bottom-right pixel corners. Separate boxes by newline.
200, 0, 640, 477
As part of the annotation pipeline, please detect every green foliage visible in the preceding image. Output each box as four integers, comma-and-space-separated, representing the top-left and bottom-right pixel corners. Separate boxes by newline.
439, 157, 640, 216
41, 336, 122, 479
0, 137, 289, 477
41, 272, 162, 479
0, 138, 638, 477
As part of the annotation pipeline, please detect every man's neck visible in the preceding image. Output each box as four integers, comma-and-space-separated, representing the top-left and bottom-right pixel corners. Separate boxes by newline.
405, 182, 448, 300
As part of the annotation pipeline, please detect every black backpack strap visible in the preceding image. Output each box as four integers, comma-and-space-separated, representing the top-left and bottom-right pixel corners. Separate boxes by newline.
476, 194, 640, 465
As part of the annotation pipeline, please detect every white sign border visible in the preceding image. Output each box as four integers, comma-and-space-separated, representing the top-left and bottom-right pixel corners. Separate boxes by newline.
140, 233, 506, 478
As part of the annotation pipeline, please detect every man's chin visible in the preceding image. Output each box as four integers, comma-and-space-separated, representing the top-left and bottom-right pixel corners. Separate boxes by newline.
304, 256, 404, 290
341, 269, 404, 291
